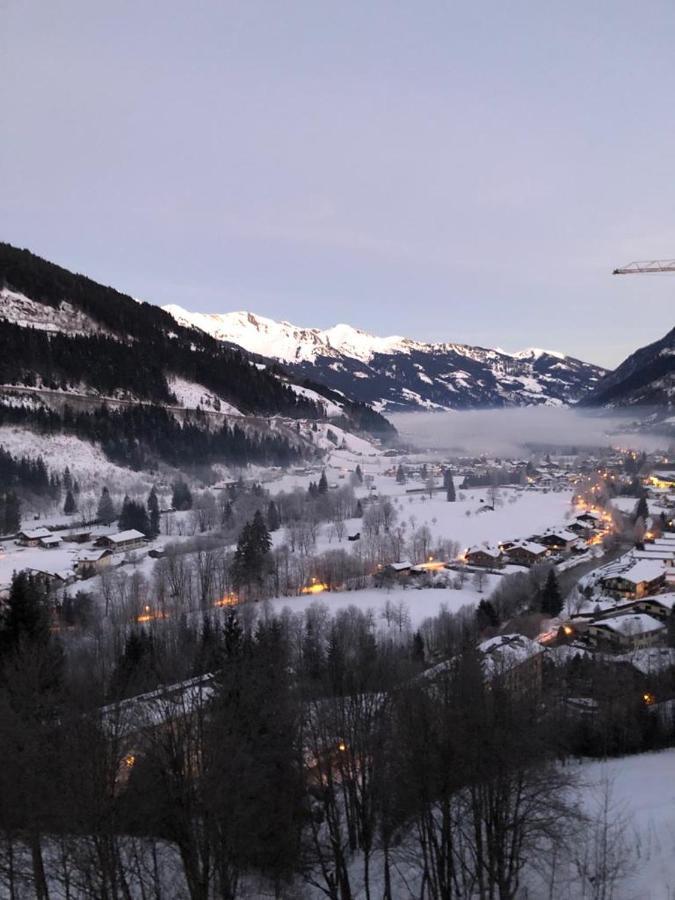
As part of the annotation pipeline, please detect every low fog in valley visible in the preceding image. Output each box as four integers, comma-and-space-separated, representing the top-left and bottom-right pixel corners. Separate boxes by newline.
390, 407, 668, 456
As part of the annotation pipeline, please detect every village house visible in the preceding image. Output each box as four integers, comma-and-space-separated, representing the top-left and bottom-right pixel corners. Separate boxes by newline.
375, 561, 413, 585
506, 541, 548, 567
95, 529, 147, 553
465, 546, 502, 567
26, 567, 74, 591
478, 634, 544, 695
17, 527, 53, 546
600, 560, 666, 599
632, 592, 675, 621
39, 534, 62, 549
536, 529, 578, 552
632, 547, 675, 568
64, 529, 93, 544
74, 548, 114, 577
586, 613, 666, 652
576, 511, 602, 528
648, 470, 675, 490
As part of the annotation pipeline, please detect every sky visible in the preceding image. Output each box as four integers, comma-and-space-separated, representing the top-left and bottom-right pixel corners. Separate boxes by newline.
1, 1, 674, 369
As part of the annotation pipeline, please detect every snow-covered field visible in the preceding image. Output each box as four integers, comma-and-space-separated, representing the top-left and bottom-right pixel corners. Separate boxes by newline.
566, 750, 675, 900
268, 582, 501, 630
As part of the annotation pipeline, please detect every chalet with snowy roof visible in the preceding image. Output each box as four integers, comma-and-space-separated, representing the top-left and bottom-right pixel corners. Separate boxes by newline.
64, 529, 92, 544
27, 568, 74, 591
649, 470, 675, 490
465, 546, 503, 567
374, 561, 413, 585
600, 560, 666, 599
17, 527, 53, 546
575, 511, 602, 527
632, 547, 675, 568
632, 593, 675, 621
74, 549, 114, 577
95, 529, 146, 553
586, 613, 666, 652
537, 529, 577, 552
478, 634, 544, 694
39, 533, 62, 549
505, 541, 548, 567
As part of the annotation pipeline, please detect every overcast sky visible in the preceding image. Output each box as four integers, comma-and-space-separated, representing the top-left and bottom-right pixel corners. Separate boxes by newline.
2, 1, 674, 368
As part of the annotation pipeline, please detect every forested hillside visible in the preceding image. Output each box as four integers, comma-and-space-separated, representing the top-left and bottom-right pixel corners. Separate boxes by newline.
0, 243, 321, 418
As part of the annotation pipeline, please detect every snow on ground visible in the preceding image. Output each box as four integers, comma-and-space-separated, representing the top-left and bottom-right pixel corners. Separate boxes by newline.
166, 375, 242, 415
0, 287, 108, 336
0, 425, 140, 491
566, 749, 675, 900
387, 485, 575, 549
287, 383, 343, 417
269, 581, 502, 629
612, 494, 672, 519
303, 421, 381, 456
611, 496, 642, 515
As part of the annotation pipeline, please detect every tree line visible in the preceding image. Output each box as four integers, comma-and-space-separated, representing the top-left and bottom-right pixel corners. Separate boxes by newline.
0, 402, 310, 469
1, 568, 672, 899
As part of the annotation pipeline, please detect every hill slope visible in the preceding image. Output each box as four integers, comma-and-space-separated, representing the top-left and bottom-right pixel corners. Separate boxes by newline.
581, 326, 675, 408
0, 244, 393, 470
164, 307, 607, 412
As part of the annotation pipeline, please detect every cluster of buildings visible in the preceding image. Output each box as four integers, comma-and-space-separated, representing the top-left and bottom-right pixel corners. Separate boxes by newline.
463, 510, 609, 571
0, 526, 149, 598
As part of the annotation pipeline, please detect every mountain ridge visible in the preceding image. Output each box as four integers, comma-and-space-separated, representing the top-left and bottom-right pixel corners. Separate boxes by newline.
581, 325, 675, 408
164, 305, 608, 412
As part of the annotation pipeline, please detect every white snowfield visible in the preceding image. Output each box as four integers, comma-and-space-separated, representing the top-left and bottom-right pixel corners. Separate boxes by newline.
0, 287, 108, 336
565, 750, 675, 900
286, 383, 343, 417
166, 375, 242, 415
268, 582, 502, 630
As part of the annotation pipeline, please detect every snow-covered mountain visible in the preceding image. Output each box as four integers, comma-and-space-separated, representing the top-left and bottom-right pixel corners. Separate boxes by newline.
164, 306, 607, 412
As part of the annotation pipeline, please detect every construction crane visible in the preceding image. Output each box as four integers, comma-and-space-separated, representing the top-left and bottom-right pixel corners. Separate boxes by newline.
613, 259, 675, 274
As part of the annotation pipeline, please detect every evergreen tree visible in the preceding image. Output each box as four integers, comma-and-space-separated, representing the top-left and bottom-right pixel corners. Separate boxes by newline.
63, 466, 72, 492
0, 571, 52, 654
230, 511, 272, 597
63, 489, 77, 515
0, 491, 21, 534
267, 500, 280, 532
96, 486, 115, 525
446, 475, 456, 502
118, 497, 150, 534
354, 499, 363, 518
396, 463, 406, 484
147, 486, 160, 537
221, 500, 233, 528
172, 479, 193, 511
108, 628, 157, 699
475, 598, 499, 631
354, 464, 363, 484
540, 569, 563, 617
222, 606, 243, 656
318, 470, 328, 494
633, 496, 649, 523
411, 630, 425, 663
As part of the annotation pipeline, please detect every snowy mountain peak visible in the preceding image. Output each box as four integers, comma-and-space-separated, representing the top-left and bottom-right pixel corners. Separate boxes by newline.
162, 305, 607, 412
512, 347, 565, 361
162, 305, 411, 364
